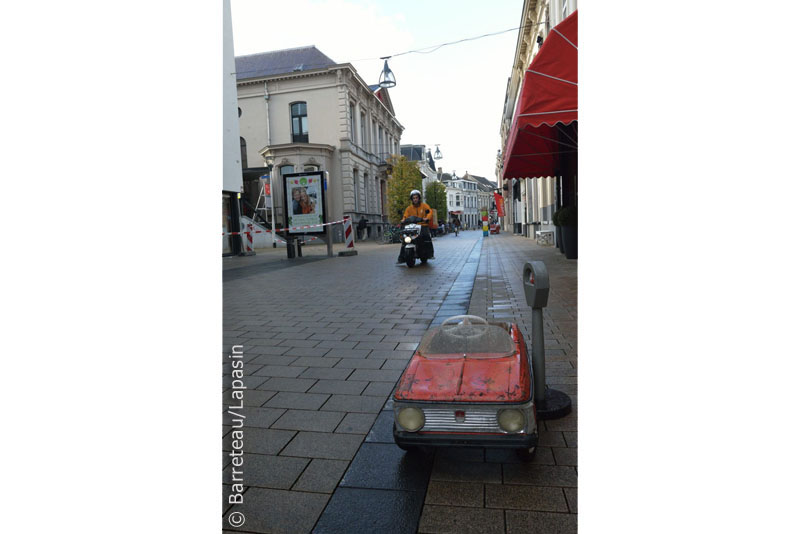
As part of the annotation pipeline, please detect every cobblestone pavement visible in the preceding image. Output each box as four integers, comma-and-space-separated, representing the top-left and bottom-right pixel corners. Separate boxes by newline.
222, 230, 576, 534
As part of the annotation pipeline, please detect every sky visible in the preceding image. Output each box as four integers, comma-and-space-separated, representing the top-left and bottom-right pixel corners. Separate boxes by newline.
231, 0, 524, 183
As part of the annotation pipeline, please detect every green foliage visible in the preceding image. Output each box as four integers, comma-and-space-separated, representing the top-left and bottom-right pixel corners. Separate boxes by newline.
386, 155, 423, 224
552, 205, 577, 227
424, 180, 448, 222
552, 208, 563, 226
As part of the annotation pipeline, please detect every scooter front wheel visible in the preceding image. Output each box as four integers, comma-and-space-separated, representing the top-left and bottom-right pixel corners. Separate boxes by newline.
406, 257, 416, 268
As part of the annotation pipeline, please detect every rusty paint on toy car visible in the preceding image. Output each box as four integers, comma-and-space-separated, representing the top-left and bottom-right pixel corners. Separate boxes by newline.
394, 323, 532, 403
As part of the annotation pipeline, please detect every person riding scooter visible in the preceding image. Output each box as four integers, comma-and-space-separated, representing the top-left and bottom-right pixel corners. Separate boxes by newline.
397, 189, 434, 264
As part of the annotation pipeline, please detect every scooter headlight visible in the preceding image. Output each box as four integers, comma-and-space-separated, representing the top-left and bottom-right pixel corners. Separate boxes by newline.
497, 409, 525, 433
396, 407, 425, 432
404, 236, 412, 243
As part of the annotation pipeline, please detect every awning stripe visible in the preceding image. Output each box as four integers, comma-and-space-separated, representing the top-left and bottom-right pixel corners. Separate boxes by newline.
509, 150, 577, 158
525, 69, 577, 86
518, 128, 577, 149
519, 110, 577, 117
552, 27, 577, 50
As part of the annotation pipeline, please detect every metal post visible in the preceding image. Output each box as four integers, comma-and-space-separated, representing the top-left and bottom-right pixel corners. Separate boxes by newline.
270, 173, 277, 248
531, 307, 546, 406
286, 236, 295, 259
523, 260, 572, 420
325, 171, 334, 257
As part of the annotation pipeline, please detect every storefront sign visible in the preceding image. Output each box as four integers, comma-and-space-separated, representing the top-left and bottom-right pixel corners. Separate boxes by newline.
260, 175, 271, 197
494, 193, 505, 217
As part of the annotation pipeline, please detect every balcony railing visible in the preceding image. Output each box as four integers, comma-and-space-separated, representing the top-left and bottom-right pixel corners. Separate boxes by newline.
341, 140, 392, 166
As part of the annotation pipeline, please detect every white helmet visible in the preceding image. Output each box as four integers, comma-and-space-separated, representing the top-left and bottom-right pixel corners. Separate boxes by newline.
409, 189, 421, 200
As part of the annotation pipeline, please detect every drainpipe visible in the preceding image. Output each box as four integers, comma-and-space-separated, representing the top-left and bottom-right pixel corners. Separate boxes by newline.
264, 82, 275, 246
264, 82, 271, 144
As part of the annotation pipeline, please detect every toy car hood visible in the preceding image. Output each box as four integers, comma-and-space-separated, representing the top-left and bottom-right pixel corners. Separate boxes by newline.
394, 322, 532, 403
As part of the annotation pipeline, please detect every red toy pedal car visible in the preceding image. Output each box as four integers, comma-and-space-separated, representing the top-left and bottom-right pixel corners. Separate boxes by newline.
489, 223, 500, 234
392, 315, 537, 459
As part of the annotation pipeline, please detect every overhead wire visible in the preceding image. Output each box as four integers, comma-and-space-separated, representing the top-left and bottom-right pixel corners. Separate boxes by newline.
359, 21, 545, 60
235, 21, 545, 78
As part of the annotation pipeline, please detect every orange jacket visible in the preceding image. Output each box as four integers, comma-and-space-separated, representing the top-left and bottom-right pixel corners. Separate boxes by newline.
403, 202, 432, 226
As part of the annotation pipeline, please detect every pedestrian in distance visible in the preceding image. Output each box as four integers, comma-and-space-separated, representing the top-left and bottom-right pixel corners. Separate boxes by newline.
357, 216, 368, 241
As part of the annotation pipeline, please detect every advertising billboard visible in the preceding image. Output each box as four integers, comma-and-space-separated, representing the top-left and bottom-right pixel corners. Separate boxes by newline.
282, 171, 326, 235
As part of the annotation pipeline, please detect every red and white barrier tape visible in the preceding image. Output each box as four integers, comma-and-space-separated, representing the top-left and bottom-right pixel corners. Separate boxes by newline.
343, 216, 354, 249
223, 218, 346, 237
245, 224, 254, 252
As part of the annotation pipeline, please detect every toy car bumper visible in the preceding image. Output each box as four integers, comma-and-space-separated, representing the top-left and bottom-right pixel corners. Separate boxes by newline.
393, 428, 538, 450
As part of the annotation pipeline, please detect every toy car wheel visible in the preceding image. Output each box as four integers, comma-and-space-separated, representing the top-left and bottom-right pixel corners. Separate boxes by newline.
396, 443, 433, 457
516, 446, 537, 462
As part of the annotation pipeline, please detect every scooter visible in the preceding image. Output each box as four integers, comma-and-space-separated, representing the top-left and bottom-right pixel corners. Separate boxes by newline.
399, 212, 434, 268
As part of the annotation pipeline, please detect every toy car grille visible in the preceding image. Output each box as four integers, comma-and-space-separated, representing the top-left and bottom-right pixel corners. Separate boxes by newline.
420, 407, 501, 433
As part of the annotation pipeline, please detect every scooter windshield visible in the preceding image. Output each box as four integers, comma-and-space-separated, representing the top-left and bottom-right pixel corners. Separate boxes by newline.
417, 323, 516, 359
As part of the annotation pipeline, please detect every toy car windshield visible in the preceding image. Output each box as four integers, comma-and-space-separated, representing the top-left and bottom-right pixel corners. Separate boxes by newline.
417, 319, 516, 359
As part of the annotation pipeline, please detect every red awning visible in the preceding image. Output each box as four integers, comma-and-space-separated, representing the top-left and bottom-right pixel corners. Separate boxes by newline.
502, 10, 577, 179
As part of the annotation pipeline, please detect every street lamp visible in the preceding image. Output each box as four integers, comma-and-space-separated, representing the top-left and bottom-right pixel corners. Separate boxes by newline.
378, 57, 396, 88
433, 144, 442, 160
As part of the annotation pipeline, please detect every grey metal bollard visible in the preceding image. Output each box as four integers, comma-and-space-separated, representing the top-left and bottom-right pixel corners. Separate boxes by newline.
523, 260, 572, 420
286, 237, 295, 259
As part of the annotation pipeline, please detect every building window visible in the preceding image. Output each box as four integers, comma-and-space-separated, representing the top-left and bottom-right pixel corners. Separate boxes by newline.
349, 103, 356, 141
360, 174, 366, 212
304, 165, 318, 171
280, 165, 295, 177
360, 112, 367, 147
240, 137, 248, 168
353, 169, 360, 212
290, 102, 308, 143
381, 180, 387, 216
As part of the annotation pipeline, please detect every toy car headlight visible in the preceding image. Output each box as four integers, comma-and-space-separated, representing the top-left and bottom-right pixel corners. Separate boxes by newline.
497, 409, 525, 433
396, 407, 424, 432
404, 236, 412, 243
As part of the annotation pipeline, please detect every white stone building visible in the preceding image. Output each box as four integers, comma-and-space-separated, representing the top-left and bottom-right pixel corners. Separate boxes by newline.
443, 173, 481, 229
467, 173, 499, 223
236, 46, 403, 241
